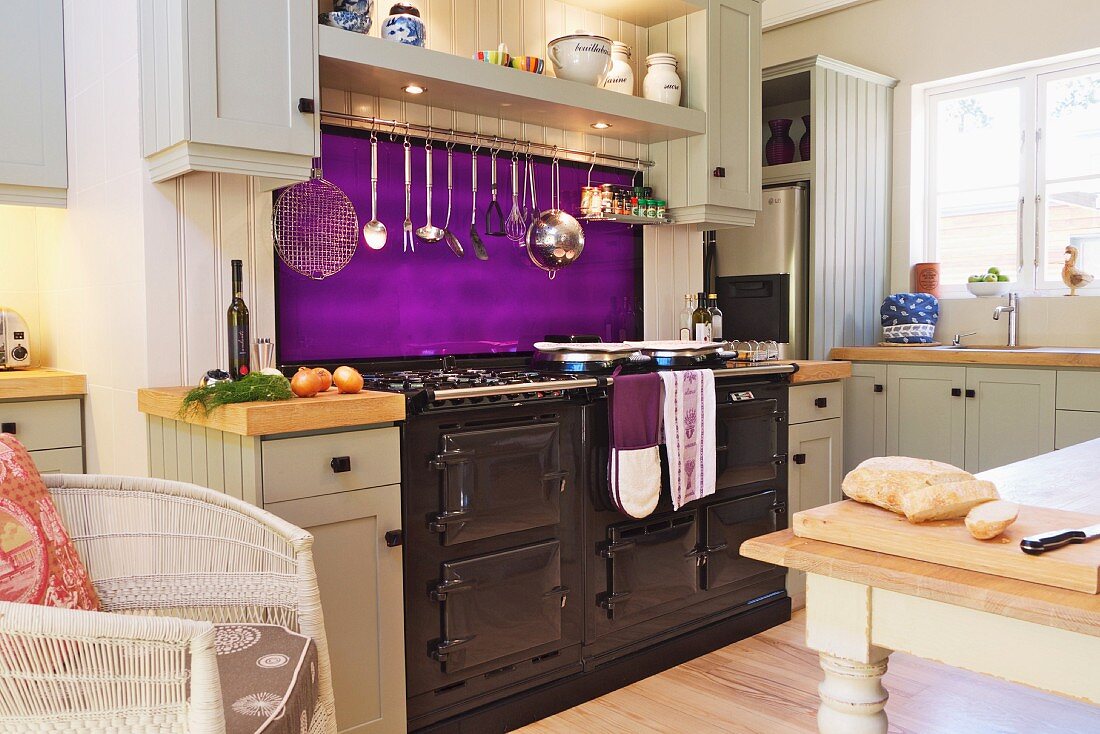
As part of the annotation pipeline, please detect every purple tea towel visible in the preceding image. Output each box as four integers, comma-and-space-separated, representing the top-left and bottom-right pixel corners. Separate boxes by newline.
608, 372, 663, 518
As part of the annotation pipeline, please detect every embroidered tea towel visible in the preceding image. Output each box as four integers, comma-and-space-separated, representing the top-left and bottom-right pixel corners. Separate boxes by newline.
657, 370, 716, 510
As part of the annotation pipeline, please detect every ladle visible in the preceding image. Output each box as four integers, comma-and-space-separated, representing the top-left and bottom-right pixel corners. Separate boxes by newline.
416, 140, 445, 244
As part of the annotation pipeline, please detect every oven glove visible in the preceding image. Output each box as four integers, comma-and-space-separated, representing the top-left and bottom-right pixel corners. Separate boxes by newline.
608, 371, 663, 519
610, 447, 662, 519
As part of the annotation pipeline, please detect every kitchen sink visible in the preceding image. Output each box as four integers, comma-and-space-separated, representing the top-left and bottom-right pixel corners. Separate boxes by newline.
951, 345, 1041, 350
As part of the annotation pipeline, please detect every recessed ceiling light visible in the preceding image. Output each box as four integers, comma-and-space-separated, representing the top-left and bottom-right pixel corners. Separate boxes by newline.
591, 121, 612, 130
403, 84, 425, 95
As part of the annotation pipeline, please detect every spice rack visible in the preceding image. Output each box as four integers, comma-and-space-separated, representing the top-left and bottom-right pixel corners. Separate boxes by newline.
581, 213, 674, 225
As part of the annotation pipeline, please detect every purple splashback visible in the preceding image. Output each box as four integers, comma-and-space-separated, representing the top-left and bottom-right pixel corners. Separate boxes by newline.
276, 130, 642, 363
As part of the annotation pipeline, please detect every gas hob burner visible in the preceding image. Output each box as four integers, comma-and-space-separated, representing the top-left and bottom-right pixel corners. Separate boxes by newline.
359, 367, 586, 401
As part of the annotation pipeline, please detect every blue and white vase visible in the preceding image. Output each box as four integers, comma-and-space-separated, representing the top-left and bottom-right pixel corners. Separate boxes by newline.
334, 0, 372, 14
381, 3, 426, 47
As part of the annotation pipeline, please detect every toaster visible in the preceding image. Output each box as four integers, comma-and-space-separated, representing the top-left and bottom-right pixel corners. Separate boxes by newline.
0, 307, 31, 369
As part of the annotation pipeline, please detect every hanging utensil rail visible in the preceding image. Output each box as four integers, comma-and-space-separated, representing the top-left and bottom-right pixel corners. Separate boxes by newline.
320, 111, 655, 170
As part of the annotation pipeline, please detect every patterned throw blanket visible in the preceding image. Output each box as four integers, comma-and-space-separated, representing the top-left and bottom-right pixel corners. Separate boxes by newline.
657, 370, 716, 510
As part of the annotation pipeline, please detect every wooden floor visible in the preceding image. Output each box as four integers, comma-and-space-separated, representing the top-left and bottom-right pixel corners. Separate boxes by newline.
517, 611, 1100, 733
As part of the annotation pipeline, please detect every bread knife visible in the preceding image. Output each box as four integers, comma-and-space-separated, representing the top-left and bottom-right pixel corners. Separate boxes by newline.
1019, 523, 1100, 555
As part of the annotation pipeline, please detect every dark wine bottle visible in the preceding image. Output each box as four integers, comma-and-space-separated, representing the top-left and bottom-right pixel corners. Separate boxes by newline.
227, 259, 250, 379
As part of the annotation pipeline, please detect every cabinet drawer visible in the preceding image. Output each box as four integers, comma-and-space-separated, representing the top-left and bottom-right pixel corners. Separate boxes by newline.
29, 447, 84, 474
0, 399, 82, 450
1055, 410, 1100, 449
1057, 371, 1100, 412
262, 427, 401, 503
789, 381, 843, 425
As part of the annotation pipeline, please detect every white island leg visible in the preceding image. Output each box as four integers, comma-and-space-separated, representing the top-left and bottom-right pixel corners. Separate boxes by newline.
817, 651, 889, 734
804, 574, 893, 734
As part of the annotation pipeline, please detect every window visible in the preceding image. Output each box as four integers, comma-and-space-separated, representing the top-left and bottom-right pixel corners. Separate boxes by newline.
923, 54, 1100, 293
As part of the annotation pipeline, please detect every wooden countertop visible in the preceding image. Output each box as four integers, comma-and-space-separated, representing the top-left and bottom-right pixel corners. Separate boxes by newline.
789, 360, 851, 384
137, 386, 406, 436
830, 345, 1100, 368
743, 439, 1100, 637
0, 369, 86, 399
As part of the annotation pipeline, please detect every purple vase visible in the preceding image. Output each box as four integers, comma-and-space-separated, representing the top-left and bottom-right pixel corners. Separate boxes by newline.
799, 115, 811, 161
765, 118, 796, 166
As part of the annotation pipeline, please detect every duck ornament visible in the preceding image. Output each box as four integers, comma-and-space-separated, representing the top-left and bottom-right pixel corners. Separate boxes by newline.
1062, 245, 1094, 296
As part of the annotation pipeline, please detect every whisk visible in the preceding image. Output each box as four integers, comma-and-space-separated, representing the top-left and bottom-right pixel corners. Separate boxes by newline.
505, 148, 526, 244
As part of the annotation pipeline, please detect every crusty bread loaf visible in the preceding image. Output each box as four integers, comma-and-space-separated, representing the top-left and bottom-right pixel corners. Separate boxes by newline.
899, 479, 999, 522
842, 457, 975, 514
965, 500, 1019, 539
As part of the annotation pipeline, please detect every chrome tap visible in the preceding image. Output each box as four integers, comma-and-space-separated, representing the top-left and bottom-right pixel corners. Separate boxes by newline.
992, 293, 1019, 347
952, 331, 978, 347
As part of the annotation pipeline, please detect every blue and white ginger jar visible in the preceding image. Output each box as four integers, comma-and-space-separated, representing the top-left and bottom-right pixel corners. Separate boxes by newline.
381, 3, 426, 47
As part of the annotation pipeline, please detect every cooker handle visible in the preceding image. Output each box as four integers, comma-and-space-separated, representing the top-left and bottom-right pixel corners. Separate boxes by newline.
543, 470, 568, 493
599, 538, 636, 558
431, 636, 474, 663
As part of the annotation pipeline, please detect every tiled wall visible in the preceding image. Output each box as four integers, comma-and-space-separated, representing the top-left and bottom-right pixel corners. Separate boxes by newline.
0, 206, 63, 365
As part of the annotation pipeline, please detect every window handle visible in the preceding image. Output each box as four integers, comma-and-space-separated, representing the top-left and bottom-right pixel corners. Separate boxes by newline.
1035, 193, 1042, 270
1017, 196, 1025, 275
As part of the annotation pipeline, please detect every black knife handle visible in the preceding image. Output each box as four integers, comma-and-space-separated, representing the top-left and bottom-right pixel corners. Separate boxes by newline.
1020, 529, 1086, 555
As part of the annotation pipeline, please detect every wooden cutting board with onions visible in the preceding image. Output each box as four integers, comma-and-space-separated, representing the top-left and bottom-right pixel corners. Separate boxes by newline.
793, 500, 1100, 593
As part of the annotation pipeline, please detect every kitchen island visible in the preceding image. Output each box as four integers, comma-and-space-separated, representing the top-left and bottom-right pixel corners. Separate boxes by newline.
742, 439, 1100, 733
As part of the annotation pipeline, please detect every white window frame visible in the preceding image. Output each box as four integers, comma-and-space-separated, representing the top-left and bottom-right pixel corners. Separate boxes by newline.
917, 50, 1100, 297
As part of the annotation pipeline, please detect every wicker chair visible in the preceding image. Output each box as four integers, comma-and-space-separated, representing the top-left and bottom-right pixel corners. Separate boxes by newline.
0, 474, 337, 734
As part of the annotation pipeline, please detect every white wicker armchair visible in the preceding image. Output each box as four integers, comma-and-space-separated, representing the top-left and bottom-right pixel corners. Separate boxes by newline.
0, 474, 337, 734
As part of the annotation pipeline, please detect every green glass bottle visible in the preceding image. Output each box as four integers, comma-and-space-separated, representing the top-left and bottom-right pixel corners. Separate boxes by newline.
227, 259, 251, 379
691, 291, 712, 342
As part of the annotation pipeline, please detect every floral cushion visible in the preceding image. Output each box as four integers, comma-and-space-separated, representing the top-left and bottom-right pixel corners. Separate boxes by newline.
0, 434, 100, 610
880, 292, 940, 343
216, 624, 319, 734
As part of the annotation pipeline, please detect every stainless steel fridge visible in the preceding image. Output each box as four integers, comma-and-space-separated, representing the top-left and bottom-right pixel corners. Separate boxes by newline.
714, 183, 809, 359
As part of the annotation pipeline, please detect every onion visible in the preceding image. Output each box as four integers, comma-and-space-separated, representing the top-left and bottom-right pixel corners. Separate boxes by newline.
291, 367, 323, 398
313, 367, 333, 392
333, 366, 364, 394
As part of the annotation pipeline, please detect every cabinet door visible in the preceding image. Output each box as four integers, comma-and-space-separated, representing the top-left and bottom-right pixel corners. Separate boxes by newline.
787, 417, 842, 606
844, 364, 886, 472
0, 1, 66, 202
886, 364, 966, 467
1056, 410, 1100, 449
964, 368, 1055, 473
186, 0, 316, 155
266, 485, 405, 734
707, 0, 762, 212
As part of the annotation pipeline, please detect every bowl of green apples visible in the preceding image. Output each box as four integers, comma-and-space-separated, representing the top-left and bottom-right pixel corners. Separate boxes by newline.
966, 267, 1011, 297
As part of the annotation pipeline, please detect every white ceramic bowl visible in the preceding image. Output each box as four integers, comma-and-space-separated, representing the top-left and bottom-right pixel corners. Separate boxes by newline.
547, 32, 613, 86
966, 281, 1011, 298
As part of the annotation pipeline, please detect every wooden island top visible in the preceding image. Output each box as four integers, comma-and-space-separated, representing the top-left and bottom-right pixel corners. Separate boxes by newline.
0, 368, 87, 399
831, 344, 1100, 368
137, 386, 406, 436
743, 439, 1100, 637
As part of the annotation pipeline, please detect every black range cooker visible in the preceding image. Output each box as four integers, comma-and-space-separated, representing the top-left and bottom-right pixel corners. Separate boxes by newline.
358, 355, 794, 732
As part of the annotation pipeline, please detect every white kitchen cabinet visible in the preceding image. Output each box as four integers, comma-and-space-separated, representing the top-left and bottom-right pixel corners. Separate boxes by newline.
0, 1, 67, 207
139, 0, 318, 183
1055, 410, 1100, 449
963, 368, 1055, 473
648, 0, 762, 228
843, 363, 886, 473
886, 364, 966, 468
267, 486, 406, 734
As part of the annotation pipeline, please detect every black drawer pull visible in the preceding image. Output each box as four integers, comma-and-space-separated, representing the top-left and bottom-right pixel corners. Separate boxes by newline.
298, 97, 315, 113
384, 529, 403, 547
1, 422, 15, 434
330, 456, 352, 473
793, 453, 807, 465
814, 397, 828, 408
966, 389, 976, 398
951, 388, 962, 397
873, 384, 884, 393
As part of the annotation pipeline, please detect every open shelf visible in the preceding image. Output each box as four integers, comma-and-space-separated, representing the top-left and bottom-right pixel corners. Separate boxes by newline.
558, 0, 707, 26
581, 213, 674, 225
318, 26, 707, 145
762, 160, 813, 183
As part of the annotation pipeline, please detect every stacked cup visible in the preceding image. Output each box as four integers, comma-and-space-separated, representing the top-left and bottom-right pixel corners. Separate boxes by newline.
319, 0, 374, 34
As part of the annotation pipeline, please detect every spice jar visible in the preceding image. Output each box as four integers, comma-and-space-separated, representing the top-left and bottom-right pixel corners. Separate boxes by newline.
643, 53, 682, 106
581, 186, 601, 215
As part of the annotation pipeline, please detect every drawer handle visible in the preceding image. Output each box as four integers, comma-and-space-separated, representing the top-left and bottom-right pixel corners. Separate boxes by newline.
793, 453, 807, 465
814, 397, 828, 408
873, 384, 884, 393
1, 422, 15, 434
965, 389, 976, 399
384, 529, 403, 548
298, 97, 315, 113
330, 456, 352, 473
951, 388, 962, 397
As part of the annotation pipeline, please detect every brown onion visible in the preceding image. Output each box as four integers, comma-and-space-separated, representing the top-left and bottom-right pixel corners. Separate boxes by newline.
333, 366, 364, 394
313, 367, 333, 392
291, 367, 322, 398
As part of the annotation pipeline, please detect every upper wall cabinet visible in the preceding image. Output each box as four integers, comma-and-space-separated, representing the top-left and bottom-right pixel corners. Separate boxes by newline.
648, 0, 762, 229
139, 0, 319, 183
0, 2, 67, 207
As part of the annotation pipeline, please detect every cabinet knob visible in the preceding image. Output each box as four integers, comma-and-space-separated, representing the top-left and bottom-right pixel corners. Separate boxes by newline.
1, 422, 15, 434
385, 529, 403, 547
298, 97, 316, 113
951, 388, 962, 397
793, 453, 807, 465
965, 389, 976, 398
873, 384, 884, 393
713, 166, 726, 178
330, 456, 352, 473
814, 397, 828, 408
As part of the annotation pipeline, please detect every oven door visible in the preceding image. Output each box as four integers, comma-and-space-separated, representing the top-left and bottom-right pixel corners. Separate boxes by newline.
714, 392, 785, 490
430, 540, 568, 674
431, 423, 566, 546
700, 489, 786, 592
598, 513, 698, 623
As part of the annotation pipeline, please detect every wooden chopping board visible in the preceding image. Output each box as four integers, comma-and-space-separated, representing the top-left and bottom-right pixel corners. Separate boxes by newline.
794, 500, 1100, 593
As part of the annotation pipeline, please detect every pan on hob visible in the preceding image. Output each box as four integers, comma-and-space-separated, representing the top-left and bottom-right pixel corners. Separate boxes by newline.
531, 342, 642, 374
